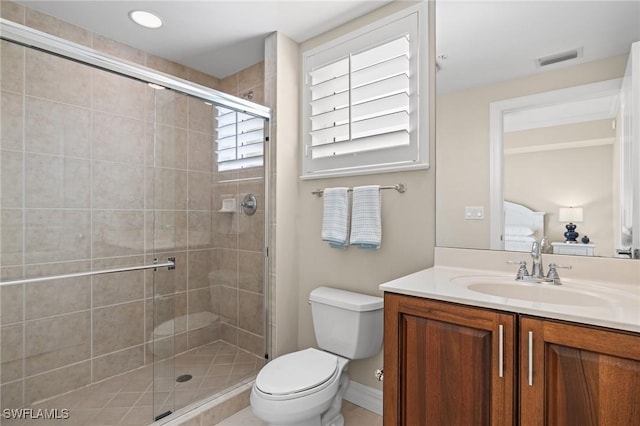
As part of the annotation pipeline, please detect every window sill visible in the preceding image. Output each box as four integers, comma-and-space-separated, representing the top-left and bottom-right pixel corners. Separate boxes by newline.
300, 162, 430, 180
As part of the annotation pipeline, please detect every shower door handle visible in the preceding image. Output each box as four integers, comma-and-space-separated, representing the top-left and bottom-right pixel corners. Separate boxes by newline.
0, 257, 176, 287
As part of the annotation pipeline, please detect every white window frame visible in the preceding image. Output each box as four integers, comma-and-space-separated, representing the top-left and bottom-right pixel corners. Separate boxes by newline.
215, 107, 266, 172
301, 2, 429, 180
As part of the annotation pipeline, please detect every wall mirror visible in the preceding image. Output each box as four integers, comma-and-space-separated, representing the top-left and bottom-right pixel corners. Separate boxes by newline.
435, 0, 640, 259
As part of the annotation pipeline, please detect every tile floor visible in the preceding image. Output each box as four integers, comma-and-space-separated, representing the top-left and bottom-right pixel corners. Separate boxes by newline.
215, 401, 383, 426
2, 341, 263, 426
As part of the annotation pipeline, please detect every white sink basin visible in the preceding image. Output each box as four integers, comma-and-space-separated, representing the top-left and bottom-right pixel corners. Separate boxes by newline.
467, 282, 608, 306
450, 275, 611, 307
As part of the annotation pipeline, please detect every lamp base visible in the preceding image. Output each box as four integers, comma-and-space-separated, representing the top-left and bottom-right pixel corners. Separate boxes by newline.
564, 222, 579, 243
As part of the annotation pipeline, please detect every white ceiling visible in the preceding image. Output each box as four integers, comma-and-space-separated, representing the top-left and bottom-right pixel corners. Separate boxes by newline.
12, 1, 640, 90
14, 0, 394, 78
435, 0, 640, 93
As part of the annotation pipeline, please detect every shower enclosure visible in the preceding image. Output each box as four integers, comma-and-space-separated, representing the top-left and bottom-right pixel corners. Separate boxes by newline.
0, 18, 270, 425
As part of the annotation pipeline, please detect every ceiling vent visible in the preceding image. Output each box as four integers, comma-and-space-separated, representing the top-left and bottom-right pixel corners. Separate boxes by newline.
536, 47, 583, 68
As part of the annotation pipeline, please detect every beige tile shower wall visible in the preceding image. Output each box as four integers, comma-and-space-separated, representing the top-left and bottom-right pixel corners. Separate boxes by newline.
219, 62, 265, 105
211, 165, 266, 358
0, 0, 266, 409
212, 63, 267, 358
150, 89, 222, 360
0, 40, 156, 408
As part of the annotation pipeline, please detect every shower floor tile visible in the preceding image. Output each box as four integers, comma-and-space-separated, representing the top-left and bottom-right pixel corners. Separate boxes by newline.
3, 341, 263, 426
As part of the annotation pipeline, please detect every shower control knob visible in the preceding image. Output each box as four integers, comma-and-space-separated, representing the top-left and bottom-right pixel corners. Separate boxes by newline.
241, 194, 258, 215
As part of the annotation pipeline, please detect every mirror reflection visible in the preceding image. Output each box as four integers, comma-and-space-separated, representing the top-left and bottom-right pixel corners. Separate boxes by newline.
435, 0, 640, 259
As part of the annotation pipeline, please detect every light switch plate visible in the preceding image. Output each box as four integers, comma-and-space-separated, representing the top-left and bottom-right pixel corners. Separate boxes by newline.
465, 206, 484, 220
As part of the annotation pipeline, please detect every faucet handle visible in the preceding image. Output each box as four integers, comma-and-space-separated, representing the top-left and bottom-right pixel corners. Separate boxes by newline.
546, 263, 572, 285
507, 260, 529, 280
548, 263, 572, 270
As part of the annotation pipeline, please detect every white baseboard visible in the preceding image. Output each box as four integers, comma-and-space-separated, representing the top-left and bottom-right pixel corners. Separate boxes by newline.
344, 380, 383, 416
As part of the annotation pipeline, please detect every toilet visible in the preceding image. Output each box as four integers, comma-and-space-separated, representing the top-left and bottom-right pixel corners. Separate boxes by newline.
250, 287, 383, 426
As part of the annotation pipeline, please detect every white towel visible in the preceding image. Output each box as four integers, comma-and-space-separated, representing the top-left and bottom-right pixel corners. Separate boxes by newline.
321, 187, 350, 249
349, 185, 381, 249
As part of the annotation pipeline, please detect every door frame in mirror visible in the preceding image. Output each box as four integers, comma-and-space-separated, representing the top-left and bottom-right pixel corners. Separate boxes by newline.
489, 78, 623, 250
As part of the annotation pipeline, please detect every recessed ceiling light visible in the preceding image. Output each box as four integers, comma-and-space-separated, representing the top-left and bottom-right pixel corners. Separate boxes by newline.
129, 10, 163, 29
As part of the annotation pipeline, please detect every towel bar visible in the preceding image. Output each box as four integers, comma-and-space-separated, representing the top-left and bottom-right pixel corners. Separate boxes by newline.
312, 183, 406, 197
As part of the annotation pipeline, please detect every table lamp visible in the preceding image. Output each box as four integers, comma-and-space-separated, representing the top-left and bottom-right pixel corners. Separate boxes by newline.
558, 207, 583, 243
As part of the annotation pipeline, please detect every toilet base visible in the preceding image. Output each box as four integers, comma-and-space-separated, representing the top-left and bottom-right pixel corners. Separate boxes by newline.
322, 413, 344, 426
257, 412, 344, 426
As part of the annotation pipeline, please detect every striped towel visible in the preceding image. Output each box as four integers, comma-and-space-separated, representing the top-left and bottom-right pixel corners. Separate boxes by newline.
321, 187, 350, 249
350, 185, 381, 249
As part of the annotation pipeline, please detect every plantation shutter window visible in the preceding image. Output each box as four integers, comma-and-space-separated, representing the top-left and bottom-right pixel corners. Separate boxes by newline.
301, 4, 429, 178
215, 107, 265, 172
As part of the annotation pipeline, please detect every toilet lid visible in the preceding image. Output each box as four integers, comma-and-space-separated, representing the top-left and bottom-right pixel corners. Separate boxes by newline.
256, 348, 338, 396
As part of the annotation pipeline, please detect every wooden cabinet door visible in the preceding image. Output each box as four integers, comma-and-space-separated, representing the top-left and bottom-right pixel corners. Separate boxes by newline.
384, 294, 515, 426
520, 317, 640, 426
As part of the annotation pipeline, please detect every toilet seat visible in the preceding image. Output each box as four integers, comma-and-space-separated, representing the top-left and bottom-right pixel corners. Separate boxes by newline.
255, 348, 339, 398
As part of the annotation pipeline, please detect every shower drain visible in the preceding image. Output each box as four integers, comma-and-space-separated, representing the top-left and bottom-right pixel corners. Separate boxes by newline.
176, 374, 193, 383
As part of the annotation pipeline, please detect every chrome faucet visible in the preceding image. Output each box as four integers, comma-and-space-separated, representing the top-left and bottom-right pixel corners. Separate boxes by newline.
530, 238, 545, 279
508, 238, 571, 284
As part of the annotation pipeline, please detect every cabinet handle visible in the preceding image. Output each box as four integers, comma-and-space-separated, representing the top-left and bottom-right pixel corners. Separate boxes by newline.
498, 324, 504, 378
528, 331, 534, 386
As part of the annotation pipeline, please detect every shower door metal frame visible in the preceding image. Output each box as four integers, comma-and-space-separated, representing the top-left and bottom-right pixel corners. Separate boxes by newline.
0, 18, 270, 120
0, 16, 273, 362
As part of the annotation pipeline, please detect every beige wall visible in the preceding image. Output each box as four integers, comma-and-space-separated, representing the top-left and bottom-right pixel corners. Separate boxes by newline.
504, 120, 615, 256
436, 54, 628, 251
266, 32, 302, 358
297, 0, 435, 389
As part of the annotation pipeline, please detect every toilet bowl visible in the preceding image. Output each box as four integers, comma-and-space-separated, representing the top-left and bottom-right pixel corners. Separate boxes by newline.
250, 287, 383, 426
251, 348, 350, 426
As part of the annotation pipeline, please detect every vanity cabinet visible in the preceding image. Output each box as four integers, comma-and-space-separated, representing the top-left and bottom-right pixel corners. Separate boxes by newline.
383, 293, 516, 425
519, 317, 640, 425
384, 293, 640, 426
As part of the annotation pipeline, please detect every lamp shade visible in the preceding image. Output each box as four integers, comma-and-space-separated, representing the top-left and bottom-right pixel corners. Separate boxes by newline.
558, 207, 583, 223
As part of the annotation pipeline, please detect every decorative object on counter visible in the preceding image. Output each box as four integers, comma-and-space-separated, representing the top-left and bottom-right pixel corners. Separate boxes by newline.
321, 187, 350, 248
350, 185, 381, 249
581, 235, 590, 244
558, 206, 583, 242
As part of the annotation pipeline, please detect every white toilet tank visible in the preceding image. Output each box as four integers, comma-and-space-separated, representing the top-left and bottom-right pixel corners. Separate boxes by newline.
309, 287, 384, 360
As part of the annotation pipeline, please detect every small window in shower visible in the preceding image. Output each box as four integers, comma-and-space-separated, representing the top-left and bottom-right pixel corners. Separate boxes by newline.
215, 107, 265, 171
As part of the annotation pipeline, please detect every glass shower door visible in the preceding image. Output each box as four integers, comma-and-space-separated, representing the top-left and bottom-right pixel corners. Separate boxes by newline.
149, 86, 190, 421
0, 39, 169, 425
1, 20, 270, 424
148, 86, 270, 417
